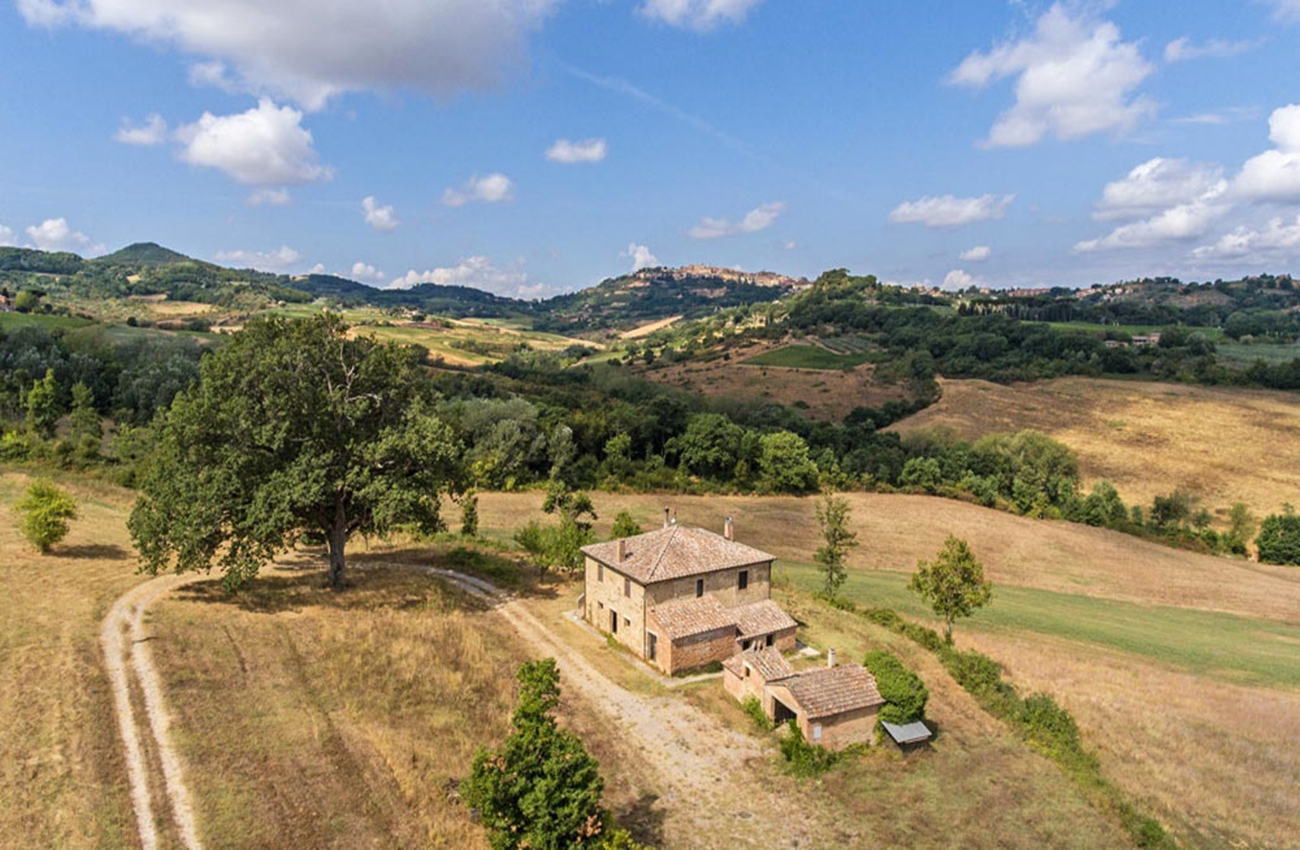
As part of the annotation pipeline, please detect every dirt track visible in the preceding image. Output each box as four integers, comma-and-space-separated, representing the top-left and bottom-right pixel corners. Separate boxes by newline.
102, 574, 204, 850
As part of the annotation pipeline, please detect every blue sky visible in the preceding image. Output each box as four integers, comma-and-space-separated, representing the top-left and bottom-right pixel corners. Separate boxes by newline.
2, 0, 1300, 297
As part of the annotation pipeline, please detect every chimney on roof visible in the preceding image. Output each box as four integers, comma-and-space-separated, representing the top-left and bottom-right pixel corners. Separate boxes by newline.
671, 507, 677, 526
617, 538, 627, 562
663, 507, 671, 529
827, 647, 837, 668
724, 516, 735, 541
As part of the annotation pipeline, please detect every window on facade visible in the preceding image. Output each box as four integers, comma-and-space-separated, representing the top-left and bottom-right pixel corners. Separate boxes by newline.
696, 578, 704, 598
597, 601, 604, 610
624, 577, 630, 597
738, 570, 749, 590
598, 563, 603, 582
813, 725, 823, 741
766, 633, 775, 647
623, 616, 630, 628
648, 633, 657, 660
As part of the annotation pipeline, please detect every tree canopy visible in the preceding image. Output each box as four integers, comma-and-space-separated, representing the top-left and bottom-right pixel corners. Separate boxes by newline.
814, 492, 857, 599
128, 314, 462, 590
908, 535, 993, 643
15, 478, 77, 554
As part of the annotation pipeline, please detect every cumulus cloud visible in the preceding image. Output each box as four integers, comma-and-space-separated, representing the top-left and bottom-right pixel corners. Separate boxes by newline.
388, 255, 538, 298
114, 113, 167, 146
349, 261, 385, 282
361, 196, 399, 231
688, 201, 784, 239
0, 225, 15, 246
441, 173, 514, 207
1092, 158, 1227, 221
1192, 215, 1300, 261
546, 138, 607, 164
959, 245, 991, 262
1164, 37, 1260, 63
638, 0, 763, 31
889, 194, 1013, 228
623, 243, 659, 272
214, 245, 302, 271
948, 4, 1155, 147
175, 98, 332, 186
25, 218, 104, 254
1233, 104, 1300, 203
17, 0, 558, 110
942, 269, 975, 291
247, 187, 291, 206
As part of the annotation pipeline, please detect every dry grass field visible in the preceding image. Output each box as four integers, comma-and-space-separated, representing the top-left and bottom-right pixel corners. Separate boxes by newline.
479, 490, 1300, 849
0, 472, 141, 849
892, 377, 1300, 519
619, 315, 683, 339
641, 342, 909, 420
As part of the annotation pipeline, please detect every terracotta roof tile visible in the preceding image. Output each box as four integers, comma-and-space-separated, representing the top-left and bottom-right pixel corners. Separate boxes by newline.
777, 664, 884, 719
740, 647, 796, 682
732, 600, 798, 638
583, 525, 774, 584
646, 596, 735, 640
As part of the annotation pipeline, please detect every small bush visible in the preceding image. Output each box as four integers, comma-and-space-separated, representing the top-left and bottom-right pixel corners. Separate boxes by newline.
778, 720, 841, 777
865, 607, 903, 630
740, 696, 772, 731
15, 479, 77, 554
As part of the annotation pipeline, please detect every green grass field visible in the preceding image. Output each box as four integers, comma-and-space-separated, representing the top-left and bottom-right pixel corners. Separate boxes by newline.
742, 344, 875, 370
780, 560, 1300, 688
0, 312, 95, 332
1214, 341, 1300, 365
1041, 321, 1226, 339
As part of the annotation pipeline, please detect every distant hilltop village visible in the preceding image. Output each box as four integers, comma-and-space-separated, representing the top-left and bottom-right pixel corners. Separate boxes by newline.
631, 265, 810, 290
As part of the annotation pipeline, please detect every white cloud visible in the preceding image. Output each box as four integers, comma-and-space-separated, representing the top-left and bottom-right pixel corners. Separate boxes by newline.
1075, 193, 1229, 252
214, 245, 302, 271
114, 113, 167, 146
361, 196, 399, 231
1233, 104, 1300, 203
25, 218, 104, 254
638, 0, 763, 31
942, 269, 975, 290
546, 138, 607, 164
889, 194, 1014, 227
175, 98, 332, 186
1164, 37, 1260, 63
0, 225, 15, 246
187, 60, 241, 93
1093, 158, 1226, 221
307, 262, 327, 274
17, 0, 559, 110
247, 187, 291, 206
1192, 215, 1300, 261
441, 173, 514, 207
1267, 1, 1300, 21
948, 4, 1155, 147
623, 243, 659, 272
388, 255, 538, 298
688, 201, 785, 239
959, 245, 991, 262
349, 261, 385, 282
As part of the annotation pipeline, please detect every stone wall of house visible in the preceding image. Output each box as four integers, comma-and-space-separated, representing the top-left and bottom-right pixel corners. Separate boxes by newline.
646, 561, 772, 609
656, 625, 736, 675
806, 705, 879, 750
584, 556, 648, 657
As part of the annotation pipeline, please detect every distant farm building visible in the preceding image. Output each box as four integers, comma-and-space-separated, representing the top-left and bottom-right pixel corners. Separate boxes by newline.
581, 514, 796, 675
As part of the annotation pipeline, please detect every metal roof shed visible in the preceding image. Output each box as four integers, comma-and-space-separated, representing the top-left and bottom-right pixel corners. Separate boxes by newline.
881, 720, 932, 747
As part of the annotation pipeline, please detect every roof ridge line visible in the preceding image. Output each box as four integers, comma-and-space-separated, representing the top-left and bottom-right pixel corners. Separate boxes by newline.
646, 523, 679, 581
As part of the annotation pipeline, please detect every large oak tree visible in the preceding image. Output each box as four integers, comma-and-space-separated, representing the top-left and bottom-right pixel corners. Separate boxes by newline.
129, 314, 462, 590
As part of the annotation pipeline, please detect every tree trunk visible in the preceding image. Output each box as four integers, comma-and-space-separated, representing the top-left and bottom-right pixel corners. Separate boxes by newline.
944, 617, 954, 645
327, 494, 348, 590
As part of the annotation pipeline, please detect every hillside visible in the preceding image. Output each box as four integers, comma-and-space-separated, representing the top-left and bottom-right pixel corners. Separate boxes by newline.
535, 265, 807, 334
92, 242, 193, 267
890, 376, 1300, 520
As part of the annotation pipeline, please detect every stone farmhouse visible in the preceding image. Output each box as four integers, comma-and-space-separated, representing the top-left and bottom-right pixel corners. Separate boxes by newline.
724, 647, 885, 750
580, 515, 797, 675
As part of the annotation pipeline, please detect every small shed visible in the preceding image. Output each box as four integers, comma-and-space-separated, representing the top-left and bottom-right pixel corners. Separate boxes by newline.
881, 720, 932, 749
765, 663, 885, 750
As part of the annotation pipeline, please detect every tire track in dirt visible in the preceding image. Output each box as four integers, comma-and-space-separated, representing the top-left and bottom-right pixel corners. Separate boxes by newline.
102, 574, 205, 850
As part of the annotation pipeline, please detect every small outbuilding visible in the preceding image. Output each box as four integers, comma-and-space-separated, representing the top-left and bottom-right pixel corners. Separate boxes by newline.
881, 720, 933, 749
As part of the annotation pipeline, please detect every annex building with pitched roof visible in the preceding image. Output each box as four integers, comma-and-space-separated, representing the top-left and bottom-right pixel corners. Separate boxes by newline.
580, 514, 797, 674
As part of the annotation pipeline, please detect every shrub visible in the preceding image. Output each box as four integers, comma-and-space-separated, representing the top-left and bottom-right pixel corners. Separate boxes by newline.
1256, 507, 1300, 565
15, 479, 78, 554
740, 696, 772, 731
778, 720, 841, 777
864, 650, 928, 724
460, 490, 479, 537
1018, 692, 1097, 772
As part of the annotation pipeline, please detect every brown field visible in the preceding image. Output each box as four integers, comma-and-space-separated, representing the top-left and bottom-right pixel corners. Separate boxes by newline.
892, 377, 1300, 519
619, 314, 683, 339
0, 472, 141, 849
641, 342, 908, 419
